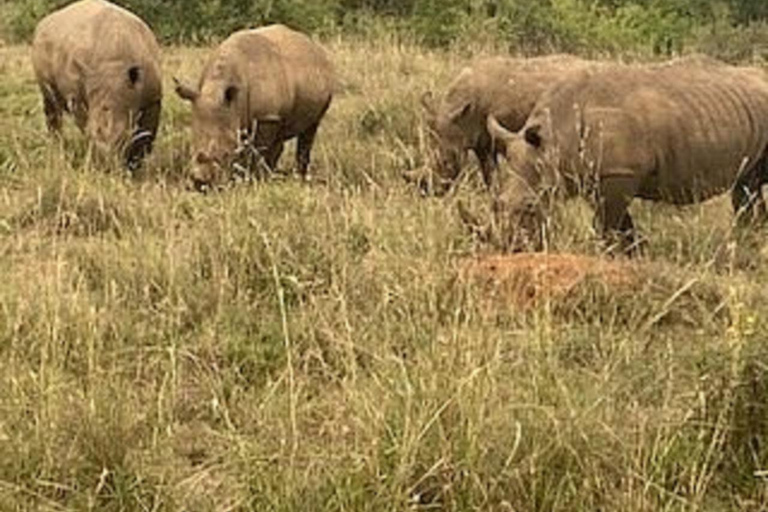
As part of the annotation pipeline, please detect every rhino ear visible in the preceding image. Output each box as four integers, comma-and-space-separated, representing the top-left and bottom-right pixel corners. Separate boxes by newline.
421, 91, 436, 116
128, 66, 141, 88
448, 101, 473, 124
524, 123, 543, 149
174, 77, 198, 103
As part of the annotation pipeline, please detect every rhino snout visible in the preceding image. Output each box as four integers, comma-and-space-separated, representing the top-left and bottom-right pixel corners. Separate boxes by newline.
195, 152, 215, 165
188, 152, 225, 191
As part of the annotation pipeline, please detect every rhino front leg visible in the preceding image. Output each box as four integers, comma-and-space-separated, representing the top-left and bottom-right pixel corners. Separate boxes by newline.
253, 119, 283, 175
732, 158, 768, 226
595, 173, 641, 256
40, 84, 64, 134
126, 102, 162, 170
264, 141, 284, 171
474, 136, 498, 190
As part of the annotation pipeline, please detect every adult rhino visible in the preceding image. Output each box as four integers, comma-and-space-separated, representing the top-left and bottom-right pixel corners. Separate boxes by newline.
417, 55, 594, 195
482, 61, 768, 253
32, 0, 162, 168
175, 24, 335, 190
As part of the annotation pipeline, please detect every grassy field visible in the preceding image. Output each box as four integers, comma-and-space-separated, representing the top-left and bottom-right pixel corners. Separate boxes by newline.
1, 37, 768, 511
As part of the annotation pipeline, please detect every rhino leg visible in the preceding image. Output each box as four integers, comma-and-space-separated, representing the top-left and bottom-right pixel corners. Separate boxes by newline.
126, 103, 161, 170
264, 141, 284, 171
40, 84, 64, 134
595, 173, 641, 255
296, 122, 320, 179
474, 137, 497, 190
732, 158, 768, 226
253, 120, 283, 174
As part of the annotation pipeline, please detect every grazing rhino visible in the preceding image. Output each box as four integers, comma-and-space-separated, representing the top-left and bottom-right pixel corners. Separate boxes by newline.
175, 24, 335, 190
482, 61, 768, 253
417, 55, 594, 194
32, 0, 162, 168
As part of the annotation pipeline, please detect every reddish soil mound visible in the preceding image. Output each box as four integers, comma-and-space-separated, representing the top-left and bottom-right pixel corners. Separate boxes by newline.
459, 253, 640, 308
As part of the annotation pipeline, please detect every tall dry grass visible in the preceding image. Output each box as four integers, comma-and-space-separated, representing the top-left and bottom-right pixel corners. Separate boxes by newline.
1, 39, 768, 511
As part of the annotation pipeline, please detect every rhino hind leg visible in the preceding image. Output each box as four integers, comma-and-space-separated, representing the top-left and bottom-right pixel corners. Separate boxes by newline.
732, 159, 768, 226
296, 121, 320, 179
296, 98, 331, 179
595, 173, 643, 256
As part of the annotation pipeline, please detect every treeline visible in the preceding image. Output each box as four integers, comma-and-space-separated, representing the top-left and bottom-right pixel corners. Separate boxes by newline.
6, 0, 768, 60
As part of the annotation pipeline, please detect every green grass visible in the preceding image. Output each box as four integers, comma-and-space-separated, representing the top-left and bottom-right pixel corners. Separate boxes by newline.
1, 40, 768, 511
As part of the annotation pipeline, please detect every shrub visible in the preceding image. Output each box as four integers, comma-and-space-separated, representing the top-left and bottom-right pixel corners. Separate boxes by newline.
4, 0, 768, 59
7, 0, 341, 43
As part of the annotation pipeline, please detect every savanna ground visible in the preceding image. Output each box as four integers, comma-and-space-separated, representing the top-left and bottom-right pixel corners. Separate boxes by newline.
1, 36, 768, 511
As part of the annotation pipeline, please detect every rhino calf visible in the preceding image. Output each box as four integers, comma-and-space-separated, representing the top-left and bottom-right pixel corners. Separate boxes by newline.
175, 24, 335, 189
485, 61, 768, 253
32, 0, 163, 168
418, 55, 595, 195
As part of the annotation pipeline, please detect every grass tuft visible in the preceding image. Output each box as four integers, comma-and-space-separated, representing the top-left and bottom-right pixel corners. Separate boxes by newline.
1, 41, 768, 511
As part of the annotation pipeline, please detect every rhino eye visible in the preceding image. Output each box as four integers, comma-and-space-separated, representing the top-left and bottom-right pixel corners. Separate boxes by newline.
128, 66, 141, 87
524, 126, 543, 149
224, 86, 238, 106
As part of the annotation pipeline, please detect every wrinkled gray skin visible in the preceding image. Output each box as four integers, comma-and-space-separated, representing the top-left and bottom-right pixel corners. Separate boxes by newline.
419, 55, 595, 195
32, 0, 163, 168
486, 60, 768, 254
175, 24, 335, 189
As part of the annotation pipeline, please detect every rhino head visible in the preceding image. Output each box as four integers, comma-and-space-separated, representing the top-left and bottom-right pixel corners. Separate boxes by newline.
175, 72, 246, 191
83, 61, 159, 169
419, 91, 478, 195
486, 114, 545, 185
478, 114, 551, 251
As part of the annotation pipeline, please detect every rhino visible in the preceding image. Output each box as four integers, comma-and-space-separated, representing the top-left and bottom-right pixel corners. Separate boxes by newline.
175, 24, 335, 190
31, 0, 163, 168
417, 55, 595, 194
482, 61, 768, 253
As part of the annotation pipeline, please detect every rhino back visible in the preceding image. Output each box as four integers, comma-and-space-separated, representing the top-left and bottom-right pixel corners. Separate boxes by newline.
32, 0, 161, 101
212, 25, 335, 136
442, 55, 593, 142
638, 68, 768, 199
539, 65, 768, 203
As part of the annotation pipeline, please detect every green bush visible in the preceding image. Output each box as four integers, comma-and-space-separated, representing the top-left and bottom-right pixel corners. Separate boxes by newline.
692, 19, 768, 62
4, 0, 768, 59
7, 0, 341, 42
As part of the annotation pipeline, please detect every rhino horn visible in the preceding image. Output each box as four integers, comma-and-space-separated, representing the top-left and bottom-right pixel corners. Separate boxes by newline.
487, 115, 514, 143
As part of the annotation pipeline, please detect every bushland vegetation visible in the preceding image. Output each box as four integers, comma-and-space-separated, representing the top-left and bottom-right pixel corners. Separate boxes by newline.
4, 0, 768, 60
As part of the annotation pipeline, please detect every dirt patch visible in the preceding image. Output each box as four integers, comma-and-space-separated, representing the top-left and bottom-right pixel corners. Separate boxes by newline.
458, 252, 640, 308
